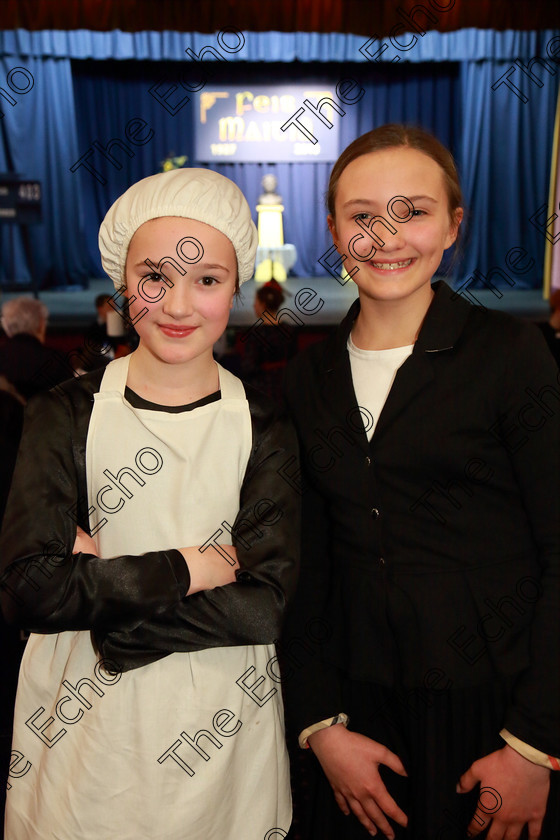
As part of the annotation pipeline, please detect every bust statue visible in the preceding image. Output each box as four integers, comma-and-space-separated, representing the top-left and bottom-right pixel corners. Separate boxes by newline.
258, 173, 282, 205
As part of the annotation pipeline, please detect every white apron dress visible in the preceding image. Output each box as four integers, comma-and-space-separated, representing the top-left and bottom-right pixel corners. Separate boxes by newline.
6, 356, 291, 840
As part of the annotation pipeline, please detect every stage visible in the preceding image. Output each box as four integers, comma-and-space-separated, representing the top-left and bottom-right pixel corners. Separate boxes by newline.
0, 276, 550, 333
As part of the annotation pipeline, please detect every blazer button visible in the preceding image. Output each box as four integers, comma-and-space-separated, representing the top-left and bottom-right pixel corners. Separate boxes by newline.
370, 507, 380, 519
379, 557, 386, 566
365, 456, 371, 466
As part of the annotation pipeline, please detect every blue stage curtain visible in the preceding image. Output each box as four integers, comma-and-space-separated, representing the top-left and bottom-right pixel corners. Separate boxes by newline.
71, 61, 196, 280
459, 59, 559, 289
0, 28, 556, 63
0, 55, 90, 287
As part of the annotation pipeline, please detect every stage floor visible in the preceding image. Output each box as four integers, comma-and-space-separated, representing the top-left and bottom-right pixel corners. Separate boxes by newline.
0, 275, 550, 331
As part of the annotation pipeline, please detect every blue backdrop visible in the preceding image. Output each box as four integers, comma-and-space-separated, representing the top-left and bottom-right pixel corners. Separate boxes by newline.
0, 28, 558, 289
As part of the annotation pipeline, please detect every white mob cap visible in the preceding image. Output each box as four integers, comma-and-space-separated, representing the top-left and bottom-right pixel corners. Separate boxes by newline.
98, 168, 258, 289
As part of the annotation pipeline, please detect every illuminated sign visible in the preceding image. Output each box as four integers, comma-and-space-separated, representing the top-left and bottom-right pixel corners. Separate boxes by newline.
195, 85, 340, 162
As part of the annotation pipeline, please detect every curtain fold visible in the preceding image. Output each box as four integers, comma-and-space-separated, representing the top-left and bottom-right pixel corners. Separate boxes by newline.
0, 55, 89, 287
459, 60, 559, 289
0, 28, 557, 62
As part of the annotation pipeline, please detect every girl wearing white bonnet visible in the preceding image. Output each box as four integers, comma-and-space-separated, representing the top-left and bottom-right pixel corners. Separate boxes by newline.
0, 168, 299, 839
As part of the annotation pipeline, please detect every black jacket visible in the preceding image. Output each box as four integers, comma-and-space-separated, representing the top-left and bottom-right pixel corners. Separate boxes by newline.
0, 333, 71, 399
283, 281, 560, 757
0, 366, 300, 672
0, 384, 23, 527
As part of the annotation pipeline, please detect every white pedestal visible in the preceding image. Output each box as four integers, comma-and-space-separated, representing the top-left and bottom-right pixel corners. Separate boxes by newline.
257, 204, 284, 247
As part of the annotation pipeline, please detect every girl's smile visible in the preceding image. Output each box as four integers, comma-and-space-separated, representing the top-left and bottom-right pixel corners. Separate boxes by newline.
368, 257, 416, 272
158, 323, 199, 338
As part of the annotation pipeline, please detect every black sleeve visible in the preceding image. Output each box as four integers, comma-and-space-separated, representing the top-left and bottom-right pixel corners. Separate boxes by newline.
280, 478, 345, 735
95, 394, 301, 671
278, 356, 345, 735
0, 389, 24, 527
0, 387, 189, 633
498, 324, 560, 756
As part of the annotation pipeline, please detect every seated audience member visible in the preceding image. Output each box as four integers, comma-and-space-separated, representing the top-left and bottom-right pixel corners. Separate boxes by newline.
77, 294, 117, 374
87, 293, 113, 347
241, 279, 298, 405
0, 298, 70, 398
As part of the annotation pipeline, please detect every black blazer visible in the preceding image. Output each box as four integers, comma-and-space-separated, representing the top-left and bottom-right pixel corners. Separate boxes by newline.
283, 281, 560, 757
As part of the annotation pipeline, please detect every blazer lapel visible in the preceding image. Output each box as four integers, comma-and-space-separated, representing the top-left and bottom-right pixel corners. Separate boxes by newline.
372, 349, 435, 442
320, 297, 372, 457
370, 281, 473, 443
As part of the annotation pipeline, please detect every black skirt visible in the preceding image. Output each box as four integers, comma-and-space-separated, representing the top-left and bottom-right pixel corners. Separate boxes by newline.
293, 675, 559, 840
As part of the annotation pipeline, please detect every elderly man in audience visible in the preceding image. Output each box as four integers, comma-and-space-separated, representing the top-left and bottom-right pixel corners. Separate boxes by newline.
0, 297, 69, 400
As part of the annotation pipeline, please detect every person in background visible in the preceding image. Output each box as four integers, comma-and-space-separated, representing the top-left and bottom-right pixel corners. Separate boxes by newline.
538, 288, 560, 368
88, 293, 113, 346
75, 293, 115, 374
87, 292, 114, 350
0, 297, 69, 399
283, 124, 559, 840
79, 291, 141, 374
241, 279, 298, 405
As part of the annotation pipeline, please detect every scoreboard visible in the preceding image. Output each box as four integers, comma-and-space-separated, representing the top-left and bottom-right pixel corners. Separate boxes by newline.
0, 176, 42, 294
0, 177, 42, 224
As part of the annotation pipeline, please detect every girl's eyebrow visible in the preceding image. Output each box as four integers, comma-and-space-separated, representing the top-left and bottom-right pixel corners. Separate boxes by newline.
342, 199, 381, 209
132, 260, 172, 270
407, 195, 438, 204
198, 263, 229, 271
342, 194, 438, 209
131, 260, 229, 271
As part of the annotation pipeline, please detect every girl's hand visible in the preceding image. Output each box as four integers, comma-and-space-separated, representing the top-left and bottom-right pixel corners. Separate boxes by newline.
73, 526, 98, 555
180, 544, 239, 594
308, 724, 408, 838
457, 744, 550, 839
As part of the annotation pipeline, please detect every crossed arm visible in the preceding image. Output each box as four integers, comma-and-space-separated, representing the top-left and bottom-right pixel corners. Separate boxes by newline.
0, 385, 300, 669
73, 526, 240, 595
